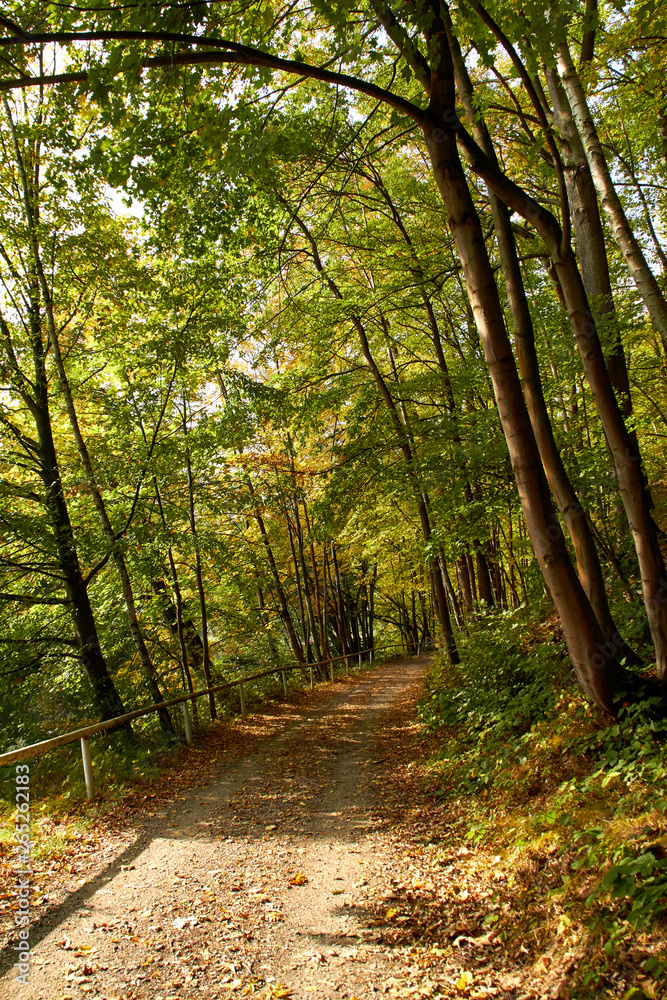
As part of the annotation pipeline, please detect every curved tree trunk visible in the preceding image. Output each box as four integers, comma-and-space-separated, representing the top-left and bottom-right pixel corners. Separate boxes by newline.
449, 34, 637, 663
424, 33, 627, 713
455, 85, 667, 681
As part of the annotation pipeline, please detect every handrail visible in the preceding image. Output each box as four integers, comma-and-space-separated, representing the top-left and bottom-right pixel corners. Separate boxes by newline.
0, 641, 412, 768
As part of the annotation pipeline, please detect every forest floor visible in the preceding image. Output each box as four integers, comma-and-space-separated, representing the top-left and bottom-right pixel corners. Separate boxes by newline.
0, 656, 647, 1000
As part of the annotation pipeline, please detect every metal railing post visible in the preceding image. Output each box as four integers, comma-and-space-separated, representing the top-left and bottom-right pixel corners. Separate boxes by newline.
239, 680, 247, 719
182, 703, 193, 745
282, 670, 288, 698
80, 736, 95, 800
309, 666, 314, 690
329, 661, 334, 683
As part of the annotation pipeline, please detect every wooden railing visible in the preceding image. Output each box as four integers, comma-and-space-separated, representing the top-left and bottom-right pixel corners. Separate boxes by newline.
0, 640, 428, 797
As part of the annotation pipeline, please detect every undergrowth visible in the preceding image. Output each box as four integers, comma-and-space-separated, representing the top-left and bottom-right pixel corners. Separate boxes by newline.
419, 604, 667, 999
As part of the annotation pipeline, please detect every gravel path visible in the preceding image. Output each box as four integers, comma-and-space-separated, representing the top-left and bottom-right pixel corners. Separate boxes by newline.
2, 656, 436, 1000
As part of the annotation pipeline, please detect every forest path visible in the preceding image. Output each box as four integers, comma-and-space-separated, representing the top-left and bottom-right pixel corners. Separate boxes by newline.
3, 655, 468, 1000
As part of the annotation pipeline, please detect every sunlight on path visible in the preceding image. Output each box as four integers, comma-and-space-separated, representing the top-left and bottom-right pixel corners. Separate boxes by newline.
1, 658, 430, 1000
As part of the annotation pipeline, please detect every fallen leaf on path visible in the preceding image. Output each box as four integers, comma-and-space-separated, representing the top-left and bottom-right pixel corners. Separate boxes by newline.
289, 872, 308, 885
171, 915, 198, 929
455, 970, 473, 991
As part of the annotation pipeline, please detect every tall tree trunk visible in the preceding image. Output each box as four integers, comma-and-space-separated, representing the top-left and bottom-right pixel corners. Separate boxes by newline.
555, 45, 667, 358
321, 544, 330, 661
457, 557, 474, 613
544, 67, 632, 416
475, 546, 494, 607
439, 553, 463, 627
285, 511, 311, 660
450, 35, 636, 661
331, 544, 351, 661
28, 337, 126, 721
285, 445, 322, 661
302, 500, 326, 660
424, 32, 627, 712
153, 480, 203, 692
183, 430, 217, 721
247, 477, 305, 663
455, 60, 667, 680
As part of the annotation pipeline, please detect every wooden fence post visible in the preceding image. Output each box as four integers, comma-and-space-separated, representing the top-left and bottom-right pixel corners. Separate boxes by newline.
239, 681, 247, 720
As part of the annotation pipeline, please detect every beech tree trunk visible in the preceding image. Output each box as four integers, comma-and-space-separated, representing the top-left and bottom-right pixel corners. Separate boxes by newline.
545, 67, 632, 416
28, 331, 126, 721
455, 81, 667, 681
248, 479, 305, 663
184, 433, 217, 720
556, 45, 667, 358
424, 33, 627, 712
449, 36, 636, 662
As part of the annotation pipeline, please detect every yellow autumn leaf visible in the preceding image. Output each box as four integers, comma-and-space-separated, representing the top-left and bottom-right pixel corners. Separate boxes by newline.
386, 907, 399, 919
455, 970, 473, 991
272, 985, 293, 999
289, 872, 308, 886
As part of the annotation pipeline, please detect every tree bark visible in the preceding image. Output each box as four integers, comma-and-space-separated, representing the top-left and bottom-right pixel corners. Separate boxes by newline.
27, 332, 127, 721
544, 67, 632, 416
424, 32, 627, 712
556, 45, 667, 358
455, 75, 667, 681
183, 430, 217, 720
449, 35, 636, 662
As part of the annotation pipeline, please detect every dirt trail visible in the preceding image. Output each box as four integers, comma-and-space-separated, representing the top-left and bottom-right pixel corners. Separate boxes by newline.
2, 656, 440, 1000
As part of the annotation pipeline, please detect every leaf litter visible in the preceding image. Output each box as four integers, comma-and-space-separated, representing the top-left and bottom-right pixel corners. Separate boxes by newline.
0, 657, 628, 999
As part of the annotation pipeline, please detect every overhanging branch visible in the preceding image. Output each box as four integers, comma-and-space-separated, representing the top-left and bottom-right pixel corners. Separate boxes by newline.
0, 28, 425, 122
